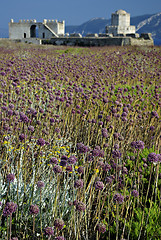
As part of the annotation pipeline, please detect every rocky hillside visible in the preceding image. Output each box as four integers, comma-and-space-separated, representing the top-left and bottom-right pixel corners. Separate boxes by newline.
135, 12, 161, 40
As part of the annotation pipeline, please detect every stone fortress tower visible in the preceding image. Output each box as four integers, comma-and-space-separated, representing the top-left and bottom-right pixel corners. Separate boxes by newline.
9, 19, 65, 39
8, 10, 153, 46
106, 9, 136, 36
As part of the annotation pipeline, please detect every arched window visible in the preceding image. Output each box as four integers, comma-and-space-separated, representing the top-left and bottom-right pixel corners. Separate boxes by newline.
30, 25, 39, 38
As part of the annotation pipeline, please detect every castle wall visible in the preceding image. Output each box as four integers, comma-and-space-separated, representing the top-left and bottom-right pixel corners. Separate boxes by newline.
38, 23, 54, 39
111, 14, 119, 26
9, 22, 31, 39
9, 19, 65, 39
106, 25, 136, 36
42, 36, 153, 47
42, 20, 64, 36
111, 12, 130, 27
106, 10, 135, 36
57, 21, 65, 35
118, 13, 130, 27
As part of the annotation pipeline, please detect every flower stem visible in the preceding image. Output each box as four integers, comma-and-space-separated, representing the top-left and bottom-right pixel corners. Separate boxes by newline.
33, 215, 35, 235
9, 214, 12, 240
138, 164, 153, 240
116, 203, 119, 240
40, 189, 43, 240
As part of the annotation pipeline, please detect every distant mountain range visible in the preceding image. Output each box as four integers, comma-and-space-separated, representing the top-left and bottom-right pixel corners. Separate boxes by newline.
0, 12, 161, 45
65, 12, 161, 45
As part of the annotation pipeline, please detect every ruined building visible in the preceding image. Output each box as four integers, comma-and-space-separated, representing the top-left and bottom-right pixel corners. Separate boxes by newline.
8, 10, 153, 46
106, 9, 136, 36
9, 19, 65, 39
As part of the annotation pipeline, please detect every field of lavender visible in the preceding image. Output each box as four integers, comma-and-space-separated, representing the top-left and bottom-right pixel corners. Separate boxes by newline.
0, 42, 161, 240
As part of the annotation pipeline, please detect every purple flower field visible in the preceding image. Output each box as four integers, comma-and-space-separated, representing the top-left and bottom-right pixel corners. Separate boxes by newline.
0, 42, 161, 240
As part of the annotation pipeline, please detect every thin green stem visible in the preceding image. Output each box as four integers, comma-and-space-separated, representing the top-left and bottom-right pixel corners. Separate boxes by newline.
9, 214, 12, 240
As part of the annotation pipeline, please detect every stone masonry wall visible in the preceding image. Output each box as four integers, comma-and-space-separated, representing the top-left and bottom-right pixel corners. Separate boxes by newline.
42, 37, 153, 47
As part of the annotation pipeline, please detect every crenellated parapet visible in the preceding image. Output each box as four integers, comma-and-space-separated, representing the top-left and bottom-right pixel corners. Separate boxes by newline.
10, 19, 37, 24
9, 18, 65, 39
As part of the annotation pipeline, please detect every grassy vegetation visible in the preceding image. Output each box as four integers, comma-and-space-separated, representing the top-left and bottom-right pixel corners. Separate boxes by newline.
0, 41, 161, 239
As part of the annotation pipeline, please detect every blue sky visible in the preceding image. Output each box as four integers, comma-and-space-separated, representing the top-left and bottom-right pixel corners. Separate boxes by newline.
1, 0, 161, 29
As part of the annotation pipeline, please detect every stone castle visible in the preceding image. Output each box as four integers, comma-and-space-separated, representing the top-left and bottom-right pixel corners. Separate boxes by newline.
8, 10, 153, 46
106, 9, 136, 36
9, 19, 65, 39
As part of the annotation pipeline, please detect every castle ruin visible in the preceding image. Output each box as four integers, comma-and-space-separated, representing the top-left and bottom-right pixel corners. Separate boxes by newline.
106, 9, 136, 36
8, 10, 153, 46
9, 19, 65, 39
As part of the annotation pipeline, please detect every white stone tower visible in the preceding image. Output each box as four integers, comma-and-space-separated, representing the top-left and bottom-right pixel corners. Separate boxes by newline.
106, 10, 136, 36
9, 19, 65, 39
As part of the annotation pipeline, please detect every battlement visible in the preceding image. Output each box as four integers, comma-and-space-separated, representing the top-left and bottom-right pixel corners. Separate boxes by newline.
43, 19, 64, 24
10, 19, 64, 25
9, 18, 65, 39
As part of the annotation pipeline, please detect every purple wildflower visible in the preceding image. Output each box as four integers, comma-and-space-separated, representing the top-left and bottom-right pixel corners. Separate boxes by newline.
55, 127, 60, 133
37, 138, 45, 146
131, 141, 144, 150
96, 223, 106, 233
7, 173, 15, 183
103, 164, 111, 172
103, 97, 108, 103
77, 143, 90, 153
112, 149, 122, 159
3, 202, 17, 217
92, 147, 104, 157
131, 190, 139, 197
76, 201, 86, 212
73, 200, 79, 206
151, 111, 159, 118
19, 112, 29, 123
147, 152, 158, 163
54, 218, 65, 230
8, 103, 14, 109
19, 134, 25, 141
68, 155, 77, 164
7, 110, 13, 116
113, 193, 124, 204
29, 204, 39, 216
66, 165, 72, 172
95, 181, 104, 190
53, 165, 62, 174
77, 166, 84, 174
102, 128, 108, 138
50, 118, 55, 123
150, 126, 155, 131
44, 226, 54, 236
60, 155, 68, 167
50, 157, 58, 164
74, 179, 84, 189
28, 125, 34, 132
37, 181, 45, 188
